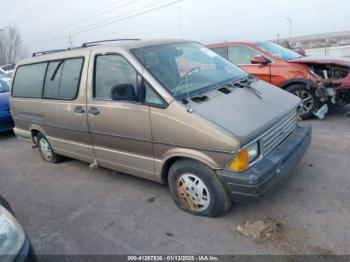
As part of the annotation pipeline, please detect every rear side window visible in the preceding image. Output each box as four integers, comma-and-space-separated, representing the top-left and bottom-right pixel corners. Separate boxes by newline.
211, 47, 228, 59
12, 63, 47, 98
44, 58, 83, 99
228, 46, 261, 65
44, 61, 62, 98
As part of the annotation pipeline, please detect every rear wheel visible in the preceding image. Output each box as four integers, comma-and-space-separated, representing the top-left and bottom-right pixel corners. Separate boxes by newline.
37, 133, 63, 163
168, 159, 231, 217
286, 84, 319, 119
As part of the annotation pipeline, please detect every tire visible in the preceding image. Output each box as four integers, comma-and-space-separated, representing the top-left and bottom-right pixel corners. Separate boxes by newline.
286, 84, 320, 119
168, 159, 232, 217
37, 133, 63, 163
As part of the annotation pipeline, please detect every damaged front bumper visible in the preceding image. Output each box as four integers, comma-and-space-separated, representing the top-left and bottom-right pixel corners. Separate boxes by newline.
216, 124, 311, 202
307, 81, 345, 119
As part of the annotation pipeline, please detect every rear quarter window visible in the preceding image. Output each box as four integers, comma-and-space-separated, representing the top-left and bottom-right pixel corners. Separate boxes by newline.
12, 63, 47, 98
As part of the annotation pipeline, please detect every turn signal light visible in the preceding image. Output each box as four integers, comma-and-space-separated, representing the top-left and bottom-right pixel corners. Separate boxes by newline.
227, 149, 249, 172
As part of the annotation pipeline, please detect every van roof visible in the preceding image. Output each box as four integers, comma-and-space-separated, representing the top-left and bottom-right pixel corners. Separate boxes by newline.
18, 39, 195, 66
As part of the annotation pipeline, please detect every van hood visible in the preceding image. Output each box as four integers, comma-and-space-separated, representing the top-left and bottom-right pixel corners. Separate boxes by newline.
0, 92, 10, 111
191, 80, 300, 145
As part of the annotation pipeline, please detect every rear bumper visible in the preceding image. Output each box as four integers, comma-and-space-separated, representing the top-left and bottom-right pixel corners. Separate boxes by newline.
217, 124, 311, 202
0, 111, 14, 132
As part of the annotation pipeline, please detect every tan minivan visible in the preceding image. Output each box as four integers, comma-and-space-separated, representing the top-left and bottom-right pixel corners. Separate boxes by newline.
10, 39, 311, 217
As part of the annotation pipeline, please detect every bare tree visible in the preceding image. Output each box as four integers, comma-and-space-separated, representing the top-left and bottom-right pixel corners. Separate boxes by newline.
0, 25, 24, 65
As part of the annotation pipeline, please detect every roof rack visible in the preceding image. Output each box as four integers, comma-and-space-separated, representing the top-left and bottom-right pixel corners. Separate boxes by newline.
32, 47, 82, 57
32, 39, 141, 57
32, 49, 68, 57
82, 39, 140, 48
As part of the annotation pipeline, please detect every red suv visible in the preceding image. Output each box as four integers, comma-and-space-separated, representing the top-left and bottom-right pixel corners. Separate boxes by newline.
207, 41, 350, 119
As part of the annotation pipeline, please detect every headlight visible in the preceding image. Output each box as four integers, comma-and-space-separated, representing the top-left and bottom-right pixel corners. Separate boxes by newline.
227, 142, 259, 172
0, 206, 25, 259
245, 142, 259, 162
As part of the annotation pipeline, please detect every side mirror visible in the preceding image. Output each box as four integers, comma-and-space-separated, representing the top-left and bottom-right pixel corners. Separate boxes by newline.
250, 56, 269, 65
111, 84, 136, 101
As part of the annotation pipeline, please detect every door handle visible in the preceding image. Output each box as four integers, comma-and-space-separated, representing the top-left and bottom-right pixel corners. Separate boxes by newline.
88, 107, 100, 115
74, 106, 85, 113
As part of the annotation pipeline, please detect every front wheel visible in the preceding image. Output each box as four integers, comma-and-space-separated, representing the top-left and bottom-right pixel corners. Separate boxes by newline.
168, 159, 231, 217
286, 84, 319, 119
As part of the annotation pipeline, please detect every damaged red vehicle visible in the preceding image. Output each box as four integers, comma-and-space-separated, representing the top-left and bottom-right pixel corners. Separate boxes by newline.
207, 41, 350, 119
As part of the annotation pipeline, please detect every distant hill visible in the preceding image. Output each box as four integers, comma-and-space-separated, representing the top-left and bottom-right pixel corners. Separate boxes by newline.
286, 31, 350, 42
275, 31, 350, 49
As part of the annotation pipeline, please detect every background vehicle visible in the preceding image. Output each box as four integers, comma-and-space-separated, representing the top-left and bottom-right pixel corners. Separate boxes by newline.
0, 194, 36, 262
0, 64, 15, 77
10, 40, 310, 217
0, 77, 14, 132
207, 41, 350, 119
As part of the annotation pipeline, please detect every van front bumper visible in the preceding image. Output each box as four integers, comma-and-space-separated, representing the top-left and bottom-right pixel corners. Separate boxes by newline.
216, 124, 311, 202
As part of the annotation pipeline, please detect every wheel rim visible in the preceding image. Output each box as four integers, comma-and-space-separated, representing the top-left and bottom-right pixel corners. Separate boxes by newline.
294, 90, 314, 115
39, 138, 52, 161
176, 173, 211, 211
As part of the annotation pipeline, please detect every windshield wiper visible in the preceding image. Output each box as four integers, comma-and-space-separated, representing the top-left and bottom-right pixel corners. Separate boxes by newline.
226, 75, 262, 99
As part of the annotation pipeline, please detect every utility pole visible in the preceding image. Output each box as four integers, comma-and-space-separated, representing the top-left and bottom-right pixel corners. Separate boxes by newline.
286, 17, 292, 38
68, 34, 73, 48
277, 33, 280, 44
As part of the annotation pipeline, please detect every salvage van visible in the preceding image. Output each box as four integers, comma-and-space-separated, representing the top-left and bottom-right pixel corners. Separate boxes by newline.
10, 39, 311, 217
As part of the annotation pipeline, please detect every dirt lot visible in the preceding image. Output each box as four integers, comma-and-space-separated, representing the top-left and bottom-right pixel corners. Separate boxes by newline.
1, 106, 350, 255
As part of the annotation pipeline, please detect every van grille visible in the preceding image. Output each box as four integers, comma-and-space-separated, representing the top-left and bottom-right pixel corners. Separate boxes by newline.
261, 109, 298, 156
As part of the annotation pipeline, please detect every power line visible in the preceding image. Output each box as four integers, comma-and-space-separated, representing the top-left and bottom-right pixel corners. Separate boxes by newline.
15, 0, 77, 25
13, 0, 66, 24
10, 0, 59, 23
74, 0, 175, 34
24, 0, 142, 41
25, 0, 167, 42
27, 0, 182, 45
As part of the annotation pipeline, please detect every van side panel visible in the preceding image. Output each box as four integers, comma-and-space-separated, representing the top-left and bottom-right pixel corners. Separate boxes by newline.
86, 47, 156, 180
11, 99, 94, 162
86, 102, 155, 180
10, 49, 95, 163
149, 103, 239, 181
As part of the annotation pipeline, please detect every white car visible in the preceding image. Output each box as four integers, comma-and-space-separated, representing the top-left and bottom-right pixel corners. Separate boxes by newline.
0, 64, 15, 77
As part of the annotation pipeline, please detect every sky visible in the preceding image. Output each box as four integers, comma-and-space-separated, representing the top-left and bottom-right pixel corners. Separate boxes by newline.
1, 0, 349, 56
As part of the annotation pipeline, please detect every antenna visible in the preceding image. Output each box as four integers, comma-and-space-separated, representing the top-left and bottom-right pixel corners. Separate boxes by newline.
185, 72, 192, 112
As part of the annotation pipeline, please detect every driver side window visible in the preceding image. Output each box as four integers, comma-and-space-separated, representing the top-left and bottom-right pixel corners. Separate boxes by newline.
228, 46, 261, 65
94, 54, 138, 101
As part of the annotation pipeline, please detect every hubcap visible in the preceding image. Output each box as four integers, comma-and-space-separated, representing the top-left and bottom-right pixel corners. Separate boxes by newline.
294, 90, 314, 115
176, 173, 210, 211
39, 138, 52, 161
